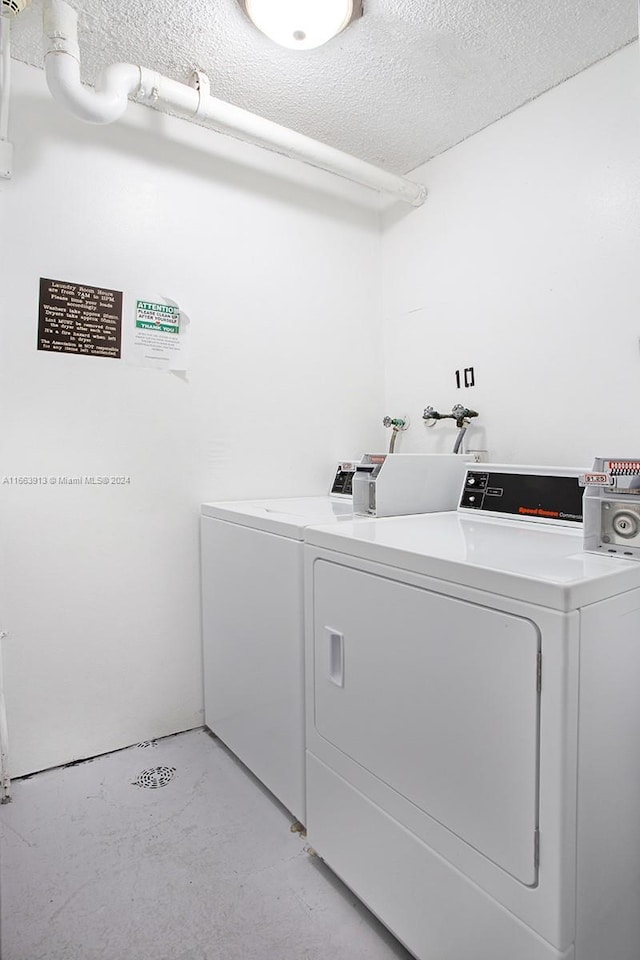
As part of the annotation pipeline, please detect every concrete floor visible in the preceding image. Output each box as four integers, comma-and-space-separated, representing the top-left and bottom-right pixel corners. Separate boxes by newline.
0, 728, 414, 960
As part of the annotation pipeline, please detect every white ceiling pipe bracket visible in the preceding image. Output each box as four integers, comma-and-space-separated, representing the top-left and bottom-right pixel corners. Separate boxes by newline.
187, 70, 212, 122
42, 0, 426, 207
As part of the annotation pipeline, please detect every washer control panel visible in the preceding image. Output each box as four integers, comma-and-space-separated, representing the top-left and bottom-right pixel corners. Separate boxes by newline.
459, 466, 584, 525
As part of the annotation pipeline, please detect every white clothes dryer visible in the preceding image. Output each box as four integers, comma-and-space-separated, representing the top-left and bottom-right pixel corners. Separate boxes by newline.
303, 464, 640, 960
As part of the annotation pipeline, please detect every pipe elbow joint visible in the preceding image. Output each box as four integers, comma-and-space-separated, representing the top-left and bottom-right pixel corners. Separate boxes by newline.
96, 62, 142, 111
44, 55, 139, 124
43, 0, 139, 125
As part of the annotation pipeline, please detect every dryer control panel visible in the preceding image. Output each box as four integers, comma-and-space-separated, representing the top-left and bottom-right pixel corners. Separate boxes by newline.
459, 465, 585, 526
329, 461, 362, 498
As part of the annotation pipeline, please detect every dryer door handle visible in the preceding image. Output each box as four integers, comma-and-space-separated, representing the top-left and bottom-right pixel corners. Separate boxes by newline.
326, 627, 345, 688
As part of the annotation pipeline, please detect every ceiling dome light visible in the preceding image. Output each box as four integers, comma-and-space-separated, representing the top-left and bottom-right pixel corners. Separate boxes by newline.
240, 0, 362, 51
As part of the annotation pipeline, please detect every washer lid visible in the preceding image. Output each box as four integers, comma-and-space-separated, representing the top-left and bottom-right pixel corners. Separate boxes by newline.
304, 512, 640, 610
201, 496, 353, 539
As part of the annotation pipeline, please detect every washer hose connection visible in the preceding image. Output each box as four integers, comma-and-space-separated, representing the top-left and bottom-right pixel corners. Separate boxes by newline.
383, 416, 409, 454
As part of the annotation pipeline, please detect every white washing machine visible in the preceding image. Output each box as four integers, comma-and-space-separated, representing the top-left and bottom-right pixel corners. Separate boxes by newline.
303, 465, 640, 960
201, 496, 353, 823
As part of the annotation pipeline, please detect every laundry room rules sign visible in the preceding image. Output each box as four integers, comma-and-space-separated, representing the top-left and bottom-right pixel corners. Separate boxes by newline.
38, 278, 123, 359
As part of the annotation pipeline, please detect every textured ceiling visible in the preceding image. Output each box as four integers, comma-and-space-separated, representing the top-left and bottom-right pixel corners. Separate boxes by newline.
9, 0, 638, 174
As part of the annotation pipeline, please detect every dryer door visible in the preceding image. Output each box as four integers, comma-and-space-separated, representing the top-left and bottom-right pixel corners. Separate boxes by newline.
313, 560, 540, 885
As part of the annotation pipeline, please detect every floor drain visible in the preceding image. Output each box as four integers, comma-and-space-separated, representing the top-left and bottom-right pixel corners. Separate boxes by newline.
133, 766, 176, 789
136, 740, 158, 749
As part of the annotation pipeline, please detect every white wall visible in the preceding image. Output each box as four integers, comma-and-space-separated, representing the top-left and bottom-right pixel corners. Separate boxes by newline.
4, 42, 638, 779
381, 44, 640, 466
0, 62, 384, 777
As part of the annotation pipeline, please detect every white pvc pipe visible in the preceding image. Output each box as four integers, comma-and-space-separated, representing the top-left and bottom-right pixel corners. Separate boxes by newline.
139, 68, 426, 205
44, 55, 140, 125
42, 0, 426, 206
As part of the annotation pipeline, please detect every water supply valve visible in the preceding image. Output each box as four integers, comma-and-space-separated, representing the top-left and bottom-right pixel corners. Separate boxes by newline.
423, 405, 478, 427
383, 416, 409, 431
451, 405, 479, 428
383, 415, 409, 454
423, 404, 479, 454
